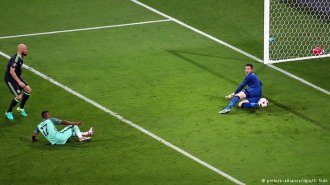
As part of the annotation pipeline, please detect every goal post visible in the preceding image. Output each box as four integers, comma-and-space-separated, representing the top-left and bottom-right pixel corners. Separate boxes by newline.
264, 0, 330, 64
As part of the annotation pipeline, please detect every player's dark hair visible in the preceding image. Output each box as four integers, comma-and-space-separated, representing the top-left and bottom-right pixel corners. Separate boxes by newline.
41, 111, 49, 118
246, 63, 253, 69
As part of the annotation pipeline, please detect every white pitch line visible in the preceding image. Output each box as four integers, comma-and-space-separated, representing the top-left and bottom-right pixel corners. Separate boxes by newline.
0, 50, 242, 184
130, 0, 330, 96
0, 19, 171, 39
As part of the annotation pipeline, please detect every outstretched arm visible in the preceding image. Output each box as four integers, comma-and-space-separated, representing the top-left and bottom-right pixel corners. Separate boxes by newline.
61, 120, 84, 126
49, 118, 84, 127
234, 76, 250, 94
225, 75, 251, 99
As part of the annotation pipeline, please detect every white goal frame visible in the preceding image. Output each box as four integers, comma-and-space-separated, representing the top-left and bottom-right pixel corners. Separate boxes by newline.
264, 0, 330, 64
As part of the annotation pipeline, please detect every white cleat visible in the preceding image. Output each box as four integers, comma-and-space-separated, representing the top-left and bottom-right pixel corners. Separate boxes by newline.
87, 127, 94, 136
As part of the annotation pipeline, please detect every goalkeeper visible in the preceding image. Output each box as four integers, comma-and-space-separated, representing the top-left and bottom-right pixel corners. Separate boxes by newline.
219, 64, 262, 114
31, 111, 93, 144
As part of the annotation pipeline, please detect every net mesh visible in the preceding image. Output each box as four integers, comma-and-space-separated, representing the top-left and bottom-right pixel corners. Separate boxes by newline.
269, 0, 330, 62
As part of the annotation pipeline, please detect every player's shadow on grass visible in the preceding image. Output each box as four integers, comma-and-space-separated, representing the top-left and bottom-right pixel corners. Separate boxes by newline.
0, 116, 28, 126
265, 96, 329, 131
0, 121, 17, 127
166, 50, 242, 86
259, 64, 328, 130
28, 138, 91, 149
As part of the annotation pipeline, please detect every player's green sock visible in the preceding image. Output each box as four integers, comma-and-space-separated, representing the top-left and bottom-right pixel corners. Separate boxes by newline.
7, 98, 20, 112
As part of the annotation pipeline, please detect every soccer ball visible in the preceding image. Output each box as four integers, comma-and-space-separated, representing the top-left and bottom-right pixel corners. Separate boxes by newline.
311, 46, 325, 55
269, 37, 276, 43
258, 98, 268, 107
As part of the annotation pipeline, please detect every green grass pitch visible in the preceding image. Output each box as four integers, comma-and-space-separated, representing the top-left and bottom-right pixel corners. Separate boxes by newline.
0, 0, 329, 185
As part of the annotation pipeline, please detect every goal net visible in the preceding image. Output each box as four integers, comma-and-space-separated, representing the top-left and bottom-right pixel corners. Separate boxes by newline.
264, 0, 330, 64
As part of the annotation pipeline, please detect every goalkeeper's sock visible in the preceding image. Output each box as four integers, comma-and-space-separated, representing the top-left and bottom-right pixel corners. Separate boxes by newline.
7, 98, 20, 112
20, 92, 30, 109
241, 102, 259, 108
225, 96, 240, 110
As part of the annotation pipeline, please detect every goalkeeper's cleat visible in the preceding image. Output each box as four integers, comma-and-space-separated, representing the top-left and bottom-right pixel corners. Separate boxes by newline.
17, 107, 28, 117
5, 112, 14, 120
79, 136, 91, 142
219, 108, 230, 114
87, 127, 94, 136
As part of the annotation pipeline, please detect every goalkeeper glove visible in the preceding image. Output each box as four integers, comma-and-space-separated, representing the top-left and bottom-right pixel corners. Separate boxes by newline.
225, 93, 235, 99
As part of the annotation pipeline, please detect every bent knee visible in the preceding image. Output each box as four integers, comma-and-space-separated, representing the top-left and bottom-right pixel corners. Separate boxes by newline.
238, 100, 249, 108
236, 91, 246, 99
24, 86, 32, 94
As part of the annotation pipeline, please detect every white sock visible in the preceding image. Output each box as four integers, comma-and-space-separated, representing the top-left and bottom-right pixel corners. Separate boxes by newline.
72, 125, 83, 138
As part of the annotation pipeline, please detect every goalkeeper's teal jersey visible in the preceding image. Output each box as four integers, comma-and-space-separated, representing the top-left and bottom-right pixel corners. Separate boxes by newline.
36, 118, 63, 145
